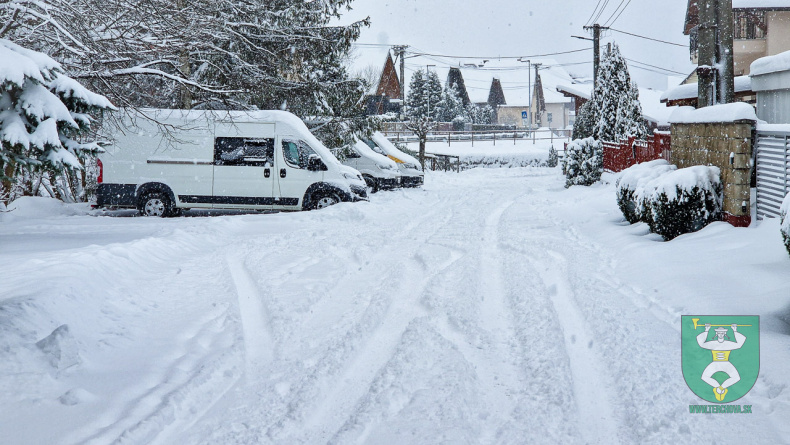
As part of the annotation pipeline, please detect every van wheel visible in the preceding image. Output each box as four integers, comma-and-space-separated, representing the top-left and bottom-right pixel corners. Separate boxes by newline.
363, 175, 378, 193
314, 193, 340, 210
139, 191, 173, 217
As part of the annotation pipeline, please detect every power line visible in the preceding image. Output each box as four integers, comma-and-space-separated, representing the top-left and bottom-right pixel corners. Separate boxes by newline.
624, 57, 687, 75
606, 0, 634, 27
585, 0, 605, 27
592, 0, 612, 25
404, 47, 591, 60
610, 28, 687, 48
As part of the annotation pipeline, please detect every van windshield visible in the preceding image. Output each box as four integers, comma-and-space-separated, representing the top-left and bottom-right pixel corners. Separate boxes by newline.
362, 138, 386, 156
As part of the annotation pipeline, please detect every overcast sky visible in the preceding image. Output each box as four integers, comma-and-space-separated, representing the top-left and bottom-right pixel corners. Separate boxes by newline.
338, 0, 695, 91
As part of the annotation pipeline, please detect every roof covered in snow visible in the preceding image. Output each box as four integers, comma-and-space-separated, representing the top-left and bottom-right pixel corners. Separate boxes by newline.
660, 76, 753, 102
751, 50, 790, 77
668, 103, 758, 124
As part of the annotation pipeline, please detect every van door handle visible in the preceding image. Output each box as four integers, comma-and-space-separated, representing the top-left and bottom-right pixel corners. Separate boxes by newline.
280, 168, 286, 178
264, 168, 270, 178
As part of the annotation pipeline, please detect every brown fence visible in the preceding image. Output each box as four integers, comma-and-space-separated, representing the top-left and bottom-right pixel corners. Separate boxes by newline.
602, 132, 672, 172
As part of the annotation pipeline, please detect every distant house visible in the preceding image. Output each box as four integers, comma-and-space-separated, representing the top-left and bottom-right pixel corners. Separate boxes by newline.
366, 53, 402, 115
457, 59, 576, 129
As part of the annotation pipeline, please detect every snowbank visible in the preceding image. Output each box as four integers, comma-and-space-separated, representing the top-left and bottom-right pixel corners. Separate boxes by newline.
668, 103, 757, 124
1, 197, 90, 222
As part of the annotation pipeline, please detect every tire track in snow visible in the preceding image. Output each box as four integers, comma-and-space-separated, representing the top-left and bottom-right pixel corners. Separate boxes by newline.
528, 251, 620, 445
227, 253, 274, 372
475, 199, 526, 443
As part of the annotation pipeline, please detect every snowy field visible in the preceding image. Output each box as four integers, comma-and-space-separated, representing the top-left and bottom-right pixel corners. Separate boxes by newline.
1, 167, 789, 444
408, 138, 562, 169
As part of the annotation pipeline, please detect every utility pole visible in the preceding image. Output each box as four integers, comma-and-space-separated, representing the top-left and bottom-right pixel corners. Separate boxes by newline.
697, 0, 734, 107
582, 24, 609, 86
392, 45, 409, 120
532, 63, 542, 128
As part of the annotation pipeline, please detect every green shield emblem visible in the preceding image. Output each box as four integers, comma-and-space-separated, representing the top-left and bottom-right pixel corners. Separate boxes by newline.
682, 315, 759, 403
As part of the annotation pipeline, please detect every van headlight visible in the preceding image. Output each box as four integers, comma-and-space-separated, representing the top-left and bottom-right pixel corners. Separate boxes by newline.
343, 172, 362, 181
377, 163, 394, 170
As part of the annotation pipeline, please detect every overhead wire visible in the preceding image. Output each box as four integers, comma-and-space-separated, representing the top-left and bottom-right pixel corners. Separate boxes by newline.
606, 0, 634, 27
610, 28, 687, 47
585, 0, 605, 27
404, 47, 591, 60
624, 57, 687, 75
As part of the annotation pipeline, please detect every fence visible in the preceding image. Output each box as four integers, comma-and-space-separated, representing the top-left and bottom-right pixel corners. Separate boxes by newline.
383, 129, 572, 147
755, 129, 790, 220
601, 132, 672, 172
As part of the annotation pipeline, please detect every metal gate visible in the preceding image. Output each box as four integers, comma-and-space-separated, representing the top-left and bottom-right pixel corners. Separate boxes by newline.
755, 130, 790, 219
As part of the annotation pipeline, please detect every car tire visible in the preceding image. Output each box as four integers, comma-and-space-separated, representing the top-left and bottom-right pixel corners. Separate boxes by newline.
363, 175, 378, 194
138, 191, 174, 217
313, 192, 340, 210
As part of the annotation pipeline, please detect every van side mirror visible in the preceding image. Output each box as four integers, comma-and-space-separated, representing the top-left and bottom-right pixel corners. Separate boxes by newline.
307, 154, 326, 171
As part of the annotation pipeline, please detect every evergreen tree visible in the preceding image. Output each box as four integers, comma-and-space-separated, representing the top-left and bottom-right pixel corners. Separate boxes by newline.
466, 103, 494, 125
438, 82, 467, 123
591, 43, 648, 142
0, 39, 114, 205
406, 70, 443, 121
572, 100, 596, 140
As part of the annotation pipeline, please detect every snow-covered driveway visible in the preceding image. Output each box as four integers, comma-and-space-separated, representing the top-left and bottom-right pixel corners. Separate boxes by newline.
2, 168, 789, 444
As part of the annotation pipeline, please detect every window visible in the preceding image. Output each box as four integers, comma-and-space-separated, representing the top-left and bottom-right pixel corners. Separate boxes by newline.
734, 10, 766, 40
214, 137, 274, 166
282, 140, 318, 169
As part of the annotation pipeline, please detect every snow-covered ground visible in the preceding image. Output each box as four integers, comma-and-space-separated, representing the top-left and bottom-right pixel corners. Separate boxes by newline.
1, 167, 789, 444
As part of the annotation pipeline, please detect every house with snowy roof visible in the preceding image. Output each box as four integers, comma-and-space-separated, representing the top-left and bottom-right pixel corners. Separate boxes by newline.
366, 53, 402, 115
452, 59, 576, 129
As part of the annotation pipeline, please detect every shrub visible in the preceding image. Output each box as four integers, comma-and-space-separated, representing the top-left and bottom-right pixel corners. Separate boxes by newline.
547, 146, 559, 168
616, 160, 677, 223
644, 166, 722, 240
781, 192, 790, 257
564, 137, 603, 188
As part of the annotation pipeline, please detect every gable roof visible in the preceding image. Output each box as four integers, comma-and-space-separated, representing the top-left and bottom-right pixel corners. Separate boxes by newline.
375, 53, 401, 99
446, 68, 471, 106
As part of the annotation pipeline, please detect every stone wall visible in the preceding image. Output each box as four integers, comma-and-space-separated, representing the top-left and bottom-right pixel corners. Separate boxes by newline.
670, 121, 754, 227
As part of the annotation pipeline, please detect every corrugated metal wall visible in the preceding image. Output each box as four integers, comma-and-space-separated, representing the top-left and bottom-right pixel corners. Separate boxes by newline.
755, 130, 790, 219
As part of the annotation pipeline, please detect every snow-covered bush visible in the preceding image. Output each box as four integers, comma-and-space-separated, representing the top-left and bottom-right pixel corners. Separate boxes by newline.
616, 160, 677, 223
0, 39, 114, 205
564, 137, 603, 187
781, 192, 790, 257
547, 145, 559, 168
644, 166, 722, 240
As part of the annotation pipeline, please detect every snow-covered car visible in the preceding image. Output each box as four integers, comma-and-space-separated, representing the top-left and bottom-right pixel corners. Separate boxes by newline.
96, 109, 367, 216
340, 139, 402, 192
363, 132, 424, 188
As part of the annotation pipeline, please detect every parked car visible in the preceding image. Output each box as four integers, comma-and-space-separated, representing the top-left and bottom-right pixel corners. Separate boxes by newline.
96, 109, 368, 216
363, 132, 424, 187
340, 139, 402, 192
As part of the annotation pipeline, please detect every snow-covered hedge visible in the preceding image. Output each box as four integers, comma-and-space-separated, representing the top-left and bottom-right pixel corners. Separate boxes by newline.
781, 192, 790, 257
616, 160, 677, 223
644, 166, 722, 240
564, 137, 602, 187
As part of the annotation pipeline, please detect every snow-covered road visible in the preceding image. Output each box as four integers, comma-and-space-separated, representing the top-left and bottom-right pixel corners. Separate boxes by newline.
2, 168, 789, 444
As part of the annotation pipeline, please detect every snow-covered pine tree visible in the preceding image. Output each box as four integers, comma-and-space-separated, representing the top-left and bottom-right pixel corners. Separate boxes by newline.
438, 82, 467, 124
406, 70, 442, 122
0, 39, 114, 205
466, 103, 494, 125
572, 100, 596, 140
591, 43, 648, 142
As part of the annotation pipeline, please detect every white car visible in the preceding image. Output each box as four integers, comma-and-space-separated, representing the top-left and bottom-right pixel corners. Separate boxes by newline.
341, 139, 402, 192
364, 132, 425, 188
96, 109, 368, 216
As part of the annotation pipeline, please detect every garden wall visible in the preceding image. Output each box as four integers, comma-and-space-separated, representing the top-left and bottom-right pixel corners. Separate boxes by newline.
670, 121, 754, 227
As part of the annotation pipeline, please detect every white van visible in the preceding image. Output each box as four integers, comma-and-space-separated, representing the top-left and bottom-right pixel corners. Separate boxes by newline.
96, 109, 368, 216
340, 139, 401, 192
363, 132, 424, 187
